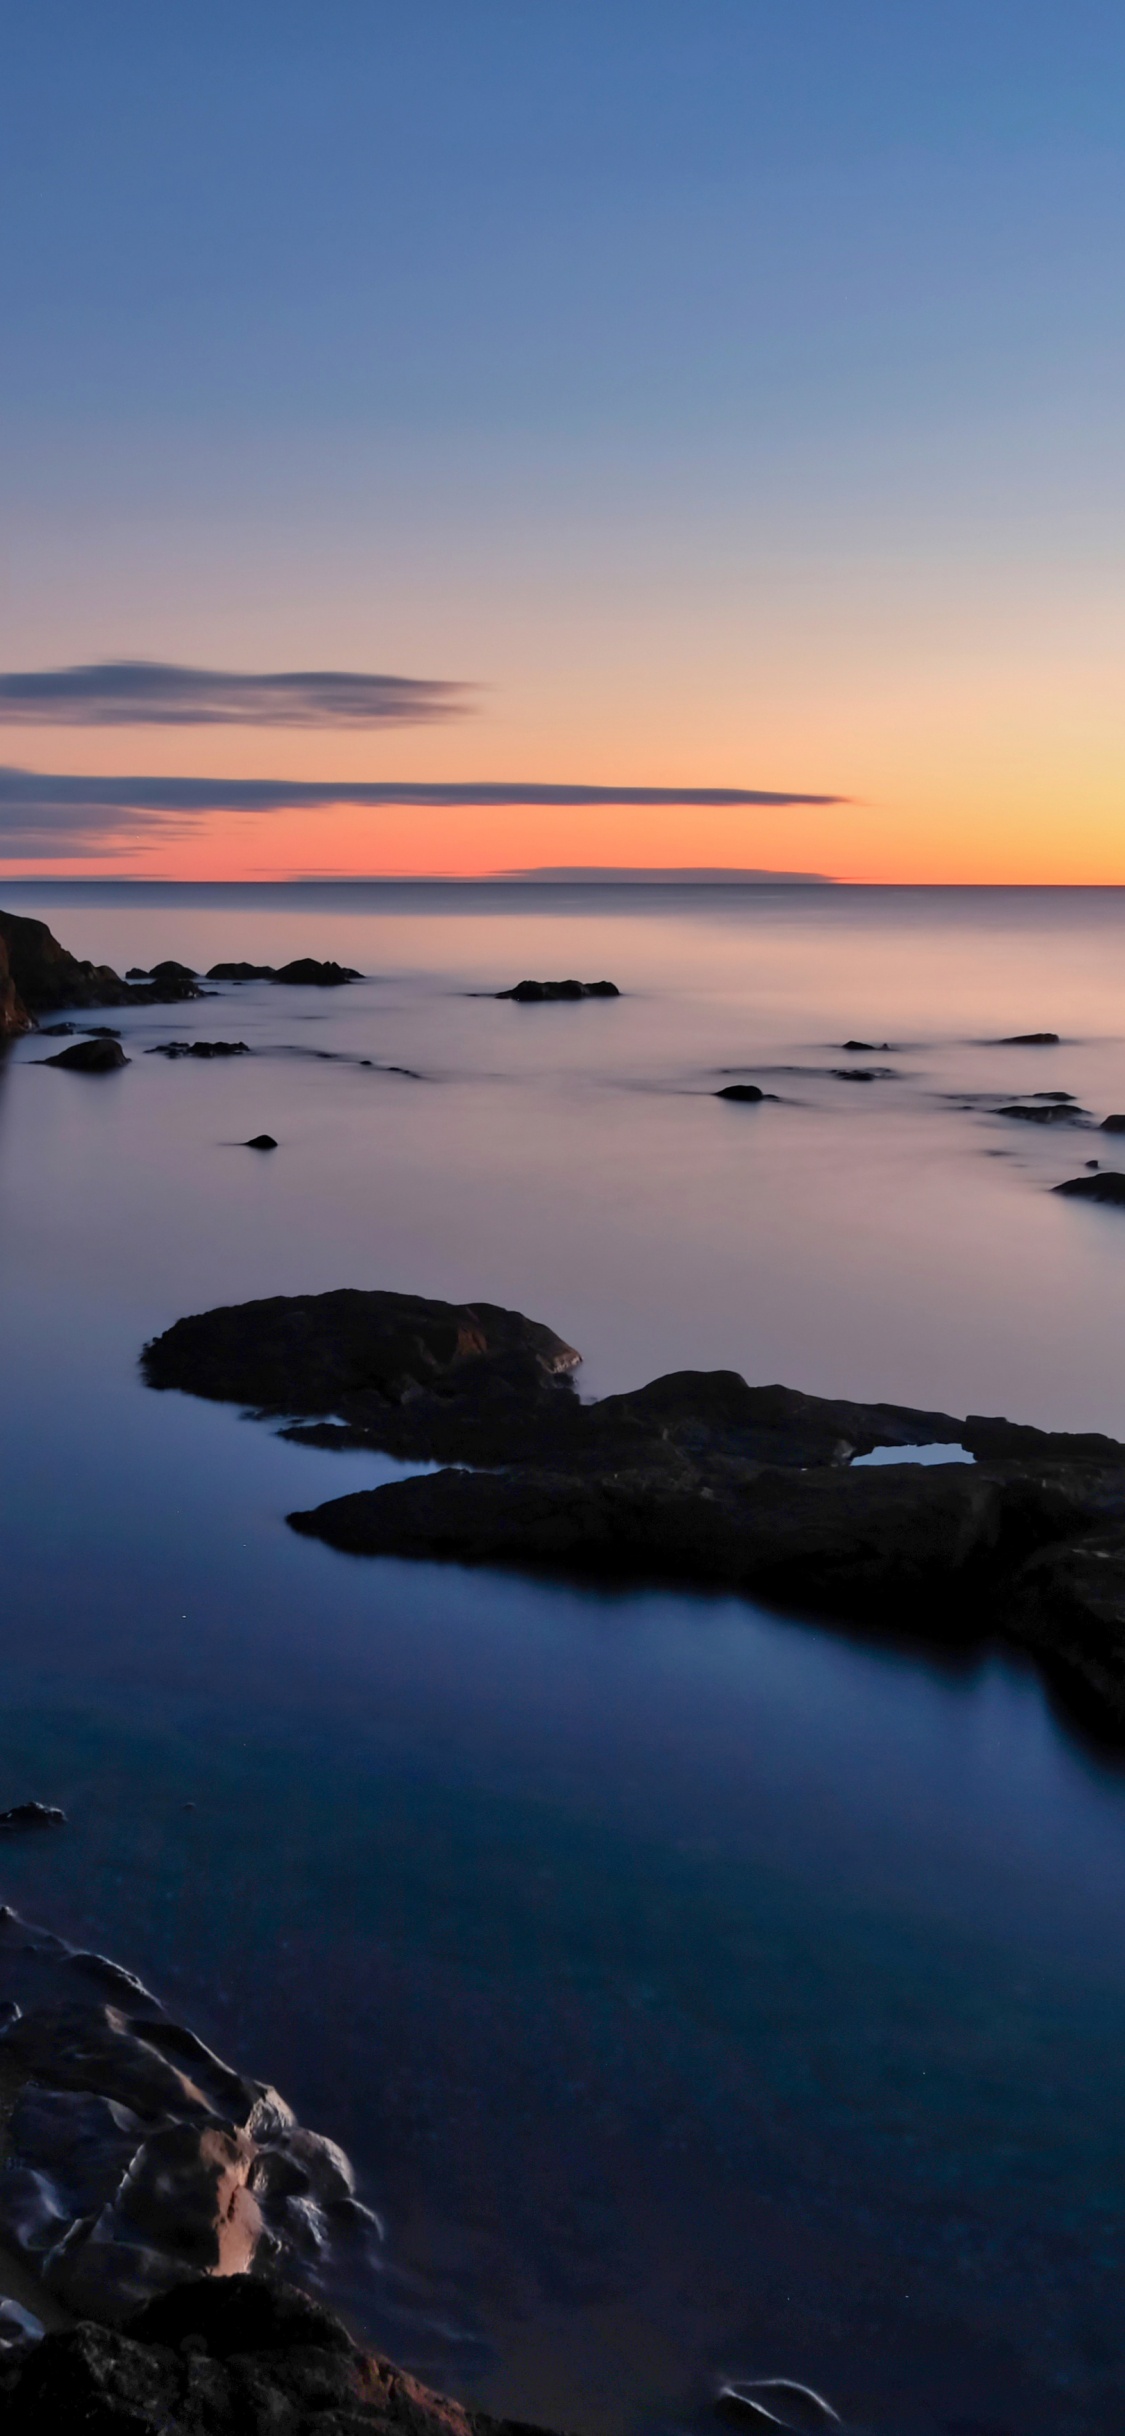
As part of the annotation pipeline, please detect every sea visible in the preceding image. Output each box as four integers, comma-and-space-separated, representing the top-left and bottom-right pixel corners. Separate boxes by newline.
3, 879, 1125, 2436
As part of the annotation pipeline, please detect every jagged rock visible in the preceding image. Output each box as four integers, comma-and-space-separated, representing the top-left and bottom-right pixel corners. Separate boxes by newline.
1055, 1171, 1125, 1206
495, 978, 619, 1001
0, 1803, 65, 1829
272, 960, 362, 987
207, 962, 278, 981
0, 2273, 549, 2436
0, 931, 30, 1040
0, 908, 204, 1011
0, 1909, 380, 2328
145, 1041, 250, 1059
43, 1038, 129, 1073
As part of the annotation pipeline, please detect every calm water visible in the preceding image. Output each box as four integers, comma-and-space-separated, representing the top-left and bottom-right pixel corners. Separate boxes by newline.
3, 881, 1125, 2436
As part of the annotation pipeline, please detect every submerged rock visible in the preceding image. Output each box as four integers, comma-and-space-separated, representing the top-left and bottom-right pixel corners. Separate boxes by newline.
495, 979, 619, 1001
994, 1031, 1060, 1046
996, 1101, 1086, 1125
43, 1038, 129, 1073
0, 1803, 65, 1830
146, 1041, 250, 1059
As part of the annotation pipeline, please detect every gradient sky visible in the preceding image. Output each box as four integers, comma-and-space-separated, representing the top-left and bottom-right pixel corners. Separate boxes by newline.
1, 1, 1122, 881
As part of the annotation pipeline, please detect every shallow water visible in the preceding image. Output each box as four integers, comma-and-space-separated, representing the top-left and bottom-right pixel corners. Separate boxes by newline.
3, 881, 1125, 2435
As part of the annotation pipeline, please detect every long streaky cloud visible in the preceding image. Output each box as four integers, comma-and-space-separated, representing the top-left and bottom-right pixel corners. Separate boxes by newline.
0, 767, 845, 857
0, 660, 471, 728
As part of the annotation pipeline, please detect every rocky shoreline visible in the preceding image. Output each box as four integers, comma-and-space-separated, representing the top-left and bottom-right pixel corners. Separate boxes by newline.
0, 1907, 550, 2434
143, 1288, 1125, 1740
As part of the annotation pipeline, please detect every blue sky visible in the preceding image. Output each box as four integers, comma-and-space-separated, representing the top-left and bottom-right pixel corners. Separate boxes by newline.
1, 2, 1122, 878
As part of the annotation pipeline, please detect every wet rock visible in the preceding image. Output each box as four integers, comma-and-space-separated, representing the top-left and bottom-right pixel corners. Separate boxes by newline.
39, 1022, 121, 1039
0, 1908, 380, 2328
1055, 1171, 1125, 1206
0, 2273, 548, 2436
495, 979, 619, 1000
1100, 1114, 1125, 1132
996, 1101, 1086, 1124
243, 1134, 278, 1149
715, 1084, 765, 1103
0, 1804, 65, 1830
206, 962, 278, 980
145, 1041, 250, 1059
995, 1031, 1060, 1045
272, 959, 362, 987
43, 1038, 129, 1073
839, 1039, 890, 1052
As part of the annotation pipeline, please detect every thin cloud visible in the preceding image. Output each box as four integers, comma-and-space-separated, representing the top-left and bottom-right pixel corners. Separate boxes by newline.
0, 767, 845, 858
0, 660, 472, 728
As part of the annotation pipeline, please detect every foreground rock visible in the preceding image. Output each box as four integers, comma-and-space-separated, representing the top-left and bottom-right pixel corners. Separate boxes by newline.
495, 979, 619, 1001
0, 1907, 378, 2325
1055, 1171, 1125, 1206
0, 909, 202, 1014
44, 1037, 129, 1073
0, 2274, 545, 2436
144, 1289, 1125, 1734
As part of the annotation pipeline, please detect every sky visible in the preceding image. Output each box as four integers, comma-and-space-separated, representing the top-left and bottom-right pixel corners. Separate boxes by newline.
0, 0, 1122, 883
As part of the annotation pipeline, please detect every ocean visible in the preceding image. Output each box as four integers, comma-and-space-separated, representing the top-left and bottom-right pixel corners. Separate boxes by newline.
3, 880, 1125, 2436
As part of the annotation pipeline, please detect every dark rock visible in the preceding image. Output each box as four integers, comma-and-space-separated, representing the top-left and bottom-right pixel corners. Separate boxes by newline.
0, 931, 30, 1040
0, 1803, 65, 1829
995, 1031, 1060, 1045
996, 1101, 1086, 1124
0, 908, 204, 1013
1055, 1171, 1125, 1205
148, 960, 198, 982
40, 1022, 121, 1039
43, 1038, 129, 1073
1100, 1114, 1125, 1132
126, 967, 150, 980
0, 2272, 548, 2436
207, 962, 278, 981
272, 959, 362, 987
830, 1067, 889, 1082
495, 979, 619, 1001
244, 1134, 278, 1150
145, 1041, 250, 1059
715, 1084, 765, 1103
839, 1039, 890, 1052
1031, 1091, 1076, 1102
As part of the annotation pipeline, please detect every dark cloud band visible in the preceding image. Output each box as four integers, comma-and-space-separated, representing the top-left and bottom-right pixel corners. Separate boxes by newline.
0, 767, 845, 858
0, 661, 471, 728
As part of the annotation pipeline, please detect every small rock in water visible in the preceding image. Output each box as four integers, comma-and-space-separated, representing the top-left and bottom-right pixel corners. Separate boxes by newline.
995, 1031, 1060, 1045
207, 961, 278, 981
243, 1134, 278, 1150
271, 958, 361, 987
0, 1804, 66, 1830
996, 1101, 1083, 1125
148, 959, 198, 982
831, 1066, 879, 1082
1055, 1171, 1125, 1205
496, 977, 620, 1001
716, 1083, 766, 1103
840, 1038, 890, 1051
43, 1038, 129, 1073
1101, 1114, 1125, 1132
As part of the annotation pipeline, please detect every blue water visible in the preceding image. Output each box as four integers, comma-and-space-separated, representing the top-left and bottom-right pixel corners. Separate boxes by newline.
4, 882, 1125, 2436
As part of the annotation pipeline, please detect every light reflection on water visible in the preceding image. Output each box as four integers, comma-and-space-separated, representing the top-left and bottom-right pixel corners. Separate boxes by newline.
2, 884, 1125, 2435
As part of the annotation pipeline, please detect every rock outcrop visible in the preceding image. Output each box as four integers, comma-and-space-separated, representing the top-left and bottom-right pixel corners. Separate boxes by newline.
495, 980, 619, 1001
143, 1288, 1125, 1735
43, 1037, 130, 1073
0, 2273, 548, 2436
1055, 1171, 1125, 1206
0, 932, 30, 1040
0, 909, 202, 1013
273, 960, 362, 988
0, 1908, 378, 2327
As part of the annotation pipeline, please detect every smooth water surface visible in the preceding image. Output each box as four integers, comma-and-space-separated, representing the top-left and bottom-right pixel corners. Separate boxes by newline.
3, 882, 1125, 2436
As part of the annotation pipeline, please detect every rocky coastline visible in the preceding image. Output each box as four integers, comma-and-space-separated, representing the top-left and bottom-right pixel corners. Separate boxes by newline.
0, 1907, 551, 2435
143, 1288, 1125, 1740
